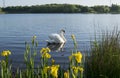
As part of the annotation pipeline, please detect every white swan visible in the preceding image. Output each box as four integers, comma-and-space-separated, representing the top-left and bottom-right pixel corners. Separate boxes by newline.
46, 29, 66, 44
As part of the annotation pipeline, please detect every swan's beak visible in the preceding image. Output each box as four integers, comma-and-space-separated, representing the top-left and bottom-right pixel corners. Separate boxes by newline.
61, 29, 65, 34
63, 30, 65, 33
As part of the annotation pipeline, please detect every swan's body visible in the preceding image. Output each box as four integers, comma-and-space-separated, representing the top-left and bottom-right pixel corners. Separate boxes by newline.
46, 30, 66, 44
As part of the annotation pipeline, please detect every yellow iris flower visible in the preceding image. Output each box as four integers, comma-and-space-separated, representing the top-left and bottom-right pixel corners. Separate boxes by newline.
78, 67, 84, 72
52, 59, 55, 64
40, 47, 51, 53
40, 48, 47, 53
46, 47, 51, 52
43, 66, 50, 73
50, 65, 60, 78
64, 70, 69, 78
74, 52, 82, 63
72, 66, 84, 74
72, 66, 79, 74
42, 53, 51, 59
1, 50, 11, 56
71, 52, 82, 63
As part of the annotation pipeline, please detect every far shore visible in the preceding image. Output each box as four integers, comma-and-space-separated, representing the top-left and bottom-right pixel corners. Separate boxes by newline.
1, 4, 120, 14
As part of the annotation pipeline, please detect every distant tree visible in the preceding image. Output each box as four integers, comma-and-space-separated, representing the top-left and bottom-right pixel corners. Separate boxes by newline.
93, 6, 110, 13
3, 6, 30, 13
61, 4, 78, 13
0, 8, 2, 12
110, 4, 120, 13
88, 7, 96, 13
0, 7, 4, 13
2, 4, 120, 13
81, 6, 92, 13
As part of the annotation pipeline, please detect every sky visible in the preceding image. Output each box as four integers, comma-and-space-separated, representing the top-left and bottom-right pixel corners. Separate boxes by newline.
0, 0, 120, 7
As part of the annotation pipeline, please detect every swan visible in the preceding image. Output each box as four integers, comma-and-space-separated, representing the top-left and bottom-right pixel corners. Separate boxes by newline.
46, 29, 66, 44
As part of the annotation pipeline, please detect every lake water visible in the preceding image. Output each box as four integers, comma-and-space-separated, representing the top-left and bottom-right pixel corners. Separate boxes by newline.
0, 14, 120, 68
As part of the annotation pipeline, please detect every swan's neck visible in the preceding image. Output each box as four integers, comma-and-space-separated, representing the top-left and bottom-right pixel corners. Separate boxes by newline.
59, 32, 66, 42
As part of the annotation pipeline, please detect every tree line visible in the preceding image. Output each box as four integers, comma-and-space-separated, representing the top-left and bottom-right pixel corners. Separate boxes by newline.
0, 4, 120, 13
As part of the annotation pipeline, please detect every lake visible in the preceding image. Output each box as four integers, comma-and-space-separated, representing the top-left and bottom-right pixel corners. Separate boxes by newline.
0, 14, 120, 68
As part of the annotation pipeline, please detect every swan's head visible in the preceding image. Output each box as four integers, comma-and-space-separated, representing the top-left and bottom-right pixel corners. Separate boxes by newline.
60, 29, 65, 34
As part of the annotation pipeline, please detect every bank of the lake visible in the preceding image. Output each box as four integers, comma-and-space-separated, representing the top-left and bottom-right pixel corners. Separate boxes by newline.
1, 4, 120, 14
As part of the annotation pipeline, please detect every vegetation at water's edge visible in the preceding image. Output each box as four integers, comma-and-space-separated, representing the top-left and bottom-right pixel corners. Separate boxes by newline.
85, 29, 120, 78
0, 35, 84, 78
1, 29, 120, 78
0, 8, 5, 13
1, 4, 120, 13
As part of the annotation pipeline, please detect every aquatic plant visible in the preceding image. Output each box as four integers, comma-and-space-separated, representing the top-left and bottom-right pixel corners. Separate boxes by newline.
1, 29, 120, 78
40, 47, 51, 67
1, 50, 11, 57
0, 35, 83, 78
69, 34, 84, 78
0, 50, 12, 78
23, 36, 38, 78
64, 70, 69, 78
85, 29, 120, 78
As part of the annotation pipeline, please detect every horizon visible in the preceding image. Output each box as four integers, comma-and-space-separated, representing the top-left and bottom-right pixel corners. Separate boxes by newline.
0, 0, 120, 7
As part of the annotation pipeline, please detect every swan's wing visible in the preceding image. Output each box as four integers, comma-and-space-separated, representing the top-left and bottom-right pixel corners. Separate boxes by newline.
48, 34, 64, 43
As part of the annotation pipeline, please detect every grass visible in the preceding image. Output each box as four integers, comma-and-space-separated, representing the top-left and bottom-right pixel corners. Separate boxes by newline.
85, 29, 120, 78
0, 35, 83, 78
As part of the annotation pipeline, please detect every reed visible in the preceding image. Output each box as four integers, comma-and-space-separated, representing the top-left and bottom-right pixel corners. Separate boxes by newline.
85, 29, 120, 78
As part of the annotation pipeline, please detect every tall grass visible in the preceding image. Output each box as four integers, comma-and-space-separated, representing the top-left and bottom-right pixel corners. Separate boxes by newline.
85, 29, 120, 78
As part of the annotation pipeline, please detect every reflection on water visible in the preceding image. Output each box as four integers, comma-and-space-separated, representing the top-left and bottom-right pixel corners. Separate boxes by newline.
46, 43, 65, 52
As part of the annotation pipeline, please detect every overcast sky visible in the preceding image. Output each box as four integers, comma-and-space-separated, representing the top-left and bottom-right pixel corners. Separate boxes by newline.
0, 0, 120, 7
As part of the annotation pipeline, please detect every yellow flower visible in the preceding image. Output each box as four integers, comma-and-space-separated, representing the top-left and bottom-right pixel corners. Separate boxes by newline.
40, 48, 47, 53
72, 66, 84, 74
43, 66, 50, 73
50, 65, 60, 78
78, 67, 84, 72
45, 53, 51, 58
42, 53, 51, 59
46, 47, 51, 52
71, 34, 75, 40
40, 47, 51, 53
72, 66, 79, 74
73, 52, 82, 63
1, 50, 11, 56
41, 47, 51, 59
64, 70, 69, 78
52, 59, 55, 64
69, 52, 82, 63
